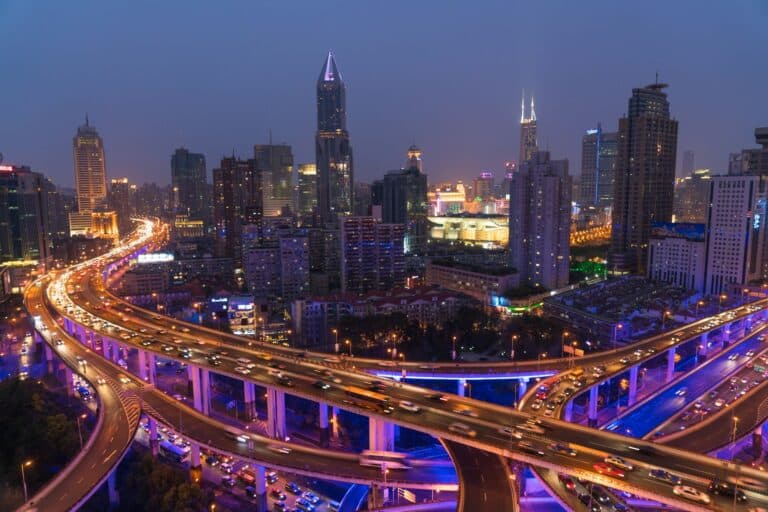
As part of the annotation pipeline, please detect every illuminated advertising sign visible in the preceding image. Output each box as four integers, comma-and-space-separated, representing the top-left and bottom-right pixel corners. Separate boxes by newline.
137, 253, 174, 264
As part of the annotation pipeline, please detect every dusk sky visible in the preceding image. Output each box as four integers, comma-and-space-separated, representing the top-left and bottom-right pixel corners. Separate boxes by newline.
1, 1, 766, 188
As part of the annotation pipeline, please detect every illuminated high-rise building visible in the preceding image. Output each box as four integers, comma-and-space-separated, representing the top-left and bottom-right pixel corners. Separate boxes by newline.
108, 177, 137, 234
0, 164, 50, 265
579, 124, 618, 208
519, 91, 537, 164
316, 51, 353, 223
72, 116, 107, 214
171, 148, 208, 223
610, 83, 678, 273
213, 156, 262, 261
255, 144, 294, 216
297, 163, 318, 221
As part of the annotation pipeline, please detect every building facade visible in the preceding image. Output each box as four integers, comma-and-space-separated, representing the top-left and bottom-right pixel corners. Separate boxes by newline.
242, 235, 309, 305
255, 144, 294, 216
340, 217, 405, 295
610, 83, 679, 273
297, 163, 318, 222
171, 148, 208, 224
703, 175, 768, 295
316, 51, 353, 223
0, 164, 50, 265
72, 117, 107, 215
425, 260, 519, 304
673, 168, 711, 224
212, 157, 262, 261
508, 151, 571, 290
519, 92, 537, 164
579, 125, 618, 208
647, 223, 706, 292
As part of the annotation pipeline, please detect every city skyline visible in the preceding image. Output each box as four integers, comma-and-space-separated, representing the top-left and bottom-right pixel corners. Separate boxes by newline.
0, 2, 766, 187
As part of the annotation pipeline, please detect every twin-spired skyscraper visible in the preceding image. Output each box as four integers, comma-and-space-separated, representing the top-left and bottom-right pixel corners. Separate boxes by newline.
315, 51, 353, 224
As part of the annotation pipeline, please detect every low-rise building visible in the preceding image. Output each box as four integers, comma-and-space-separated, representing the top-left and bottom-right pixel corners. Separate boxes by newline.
647, 222, 706, 292
425, 259, 519, 304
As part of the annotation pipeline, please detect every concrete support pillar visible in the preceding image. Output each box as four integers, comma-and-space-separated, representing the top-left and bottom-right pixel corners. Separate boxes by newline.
266, 387, 286, 439
318, 402, 330, 447
588, 386, 599, 427
189, 443, 202, 485
332, 407, 340, 439
113, 343, 121, 364
64, 366, 74, 396
244, 381, 256, 419
147, 352, 157, 385
190, 443, 201, 467
251, 464, 267, 512
369, 417, 395, 452
628, 365, 639, 406
666, 348, 676, 383
563, 400, 574, 422
107, 470, 120, 505
138, 349, 148, 381
517, 378, 529, 402
699, 332, 709, 357
190, 366, 203, 412
368, 485, 386, 510
148, 417, 159, 455
101, 338, 109, 358
200, 368, 211, 416
44, 343, 54, 373
457, 378, 466, 397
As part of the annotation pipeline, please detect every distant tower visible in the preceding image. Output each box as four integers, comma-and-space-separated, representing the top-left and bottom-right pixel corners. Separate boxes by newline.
519, 91, 538, 164
315, 51, 353, 224
406, 144, 423, 172
73, 116, 107, 214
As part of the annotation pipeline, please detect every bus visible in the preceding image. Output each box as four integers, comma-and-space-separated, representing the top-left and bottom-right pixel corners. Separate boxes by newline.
159, 440, 189, 463
359, 450, 411, 470
344, 386, 390, 406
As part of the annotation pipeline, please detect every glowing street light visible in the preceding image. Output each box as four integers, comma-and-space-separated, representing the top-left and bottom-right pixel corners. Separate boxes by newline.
20, 460, 33, 503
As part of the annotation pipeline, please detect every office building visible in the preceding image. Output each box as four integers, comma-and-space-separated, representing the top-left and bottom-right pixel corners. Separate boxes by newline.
108, 177, 137, 234
425, 260, 519, 304
171, 148, 208, 223
610, 83, 679, 273
316, 51, 353, 223
340, 217, 405, 294
673, 168, 711, 223
72, 116, 107, 214
579, 125, 618, 208
473, 172, 494, 201
255, 144, 294, 216
509, 151, 570, 290
212, 156, 262, 261
242, 235, 309, 305
376, 146, 429, 254
309, 226, 341, 296
297, 163, 318, 221
729, 127, 768, 176
647, 223, 706, 291
703, 175, 768, 295
519, 92, 537, 164
0, 164, 50, 265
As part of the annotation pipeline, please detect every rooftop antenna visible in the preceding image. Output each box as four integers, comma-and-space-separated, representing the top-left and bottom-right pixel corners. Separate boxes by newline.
269, 129, 273, 145
85, 113, 89, 126
655, 71, 659, 85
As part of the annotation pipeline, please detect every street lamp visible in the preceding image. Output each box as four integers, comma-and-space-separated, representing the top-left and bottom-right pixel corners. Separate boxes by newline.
452, 335, 457, 361
20, 460, 32, 503
76, 413, 88, 449
662, 310, 672, 330
611, 323, 623, 350
345, 339, 352, 357
695, 300, 705, 317
332, 328, 339, 354
569, 341, 578, 369
731, 416, 740, 462
463, 381, 472, 398
510, 335, 519, 360
719, 294, 727, 312
742, 288, 750, 305
561, 331, 570, 358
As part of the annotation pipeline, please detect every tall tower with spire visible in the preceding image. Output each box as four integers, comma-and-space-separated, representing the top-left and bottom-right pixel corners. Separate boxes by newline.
315, 51, 353, 224
519, 90, 538, 164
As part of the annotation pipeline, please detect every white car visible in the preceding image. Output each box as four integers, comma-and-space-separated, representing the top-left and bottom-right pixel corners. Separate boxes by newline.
398, 401, 420, 413
673, 485, 711, 505
234, 367, 250, 375
604, 455, 634, 471
236, 358, 252, 366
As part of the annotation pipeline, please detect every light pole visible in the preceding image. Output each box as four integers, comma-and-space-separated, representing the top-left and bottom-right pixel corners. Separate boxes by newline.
463, 381, 472, 398
611, 323, 623, 350
20, 460, 32, 503
742, 288, 750, 305
332, 328, 339, 354
452, 335, 457, 361
76, 413, 88, 449
561, 331, 569, 358
345, 339, 352, 357
510, 335, 518, 360
730, 415, 739, 462
695, 300, 705, 317
719, 294, 727, 313
569, 341, 578, 369
662, 310, 671, 330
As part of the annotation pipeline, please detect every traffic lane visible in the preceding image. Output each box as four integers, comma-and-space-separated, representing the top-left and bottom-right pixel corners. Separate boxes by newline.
137, 384, 459, 488
608, 333, 768, 438
442, 440, 517, 512
650, 347, 768, 439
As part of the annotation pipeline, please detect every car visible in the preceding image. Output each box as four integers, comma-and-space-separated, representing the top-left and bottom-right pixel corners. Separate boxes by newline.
558, 474, 576, 493
221, 475, 235, 488
140, 339, 153, 346
549, 443, 577, 456
563, 387, 575, 397
313, 380, 331, 390
285, 482, 302, 495
649, 469, 681, 485
277, 376, 294, 387
675, 387, 688, 397
708, 480, 747, 502
448, 422, 477, 437
272, 503, 287, 512
619, 357, 630, 365
268, 444, 292, 455
234, 366, 251, 375
747, 350, 756, 357
591, 485, 612, 504
577, 493, 602, 512
531, 399, 544, 411
517, 441, 545, 457
245, 486, 258, 498
399, 400, 420, 413
96, 377, 106, 385
673, 485, 711, 505
118, 375, 130, 384
205, 455, 220, 466
220, 462, 234, 474
270, 489, 287, 501
303, 491, 321, 505
453, 407, 479, 418
498, 426, 523, 439
729, 353, 740, 361
714, 398, 726, 407
593, 462, 624, 479
267, 472, 279, 484
295, 498, 315, 511
516, 422, 545, 435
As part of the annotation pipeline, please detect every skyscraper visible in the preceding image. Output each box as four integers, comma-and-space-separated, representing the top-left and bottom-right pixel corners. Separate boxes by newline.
376, 146, 429, 254
72, 117, 107, 214
254, 144, 294, 216
316, 51, 353, 223
579, 125, 618, 208
297, 163, 318, 222
673, 168, 711, 223
610, 83, 679, 273
171, 148, 208, 223
508, 151, 570, 290
340, 217, 405, 294
519, 91, 537, 164
213, 156, 262, 261
0, 164, 50, 265
108, 177, 137, 234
